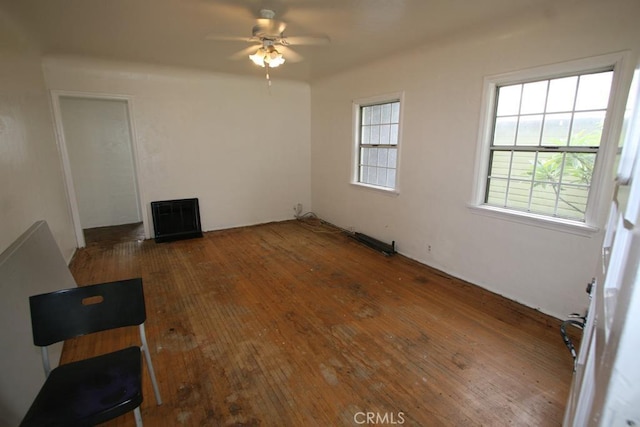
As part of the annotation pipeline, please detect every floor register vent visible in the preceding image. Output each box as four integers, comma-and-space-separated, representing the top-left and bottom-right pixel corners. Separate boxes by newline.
352, 232, 396, 256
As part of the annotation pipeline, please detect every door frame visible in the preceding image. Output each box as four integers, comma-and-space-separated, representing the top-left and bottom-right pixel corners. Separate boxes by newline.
50, 90, 148, 247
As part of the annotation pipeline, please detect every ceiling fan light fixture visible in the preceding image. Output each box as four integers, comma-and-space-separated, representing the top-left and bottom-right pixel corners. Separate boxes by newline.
266, 51, 285, 68
249, 48, 266, 67
249, 45, 285, 68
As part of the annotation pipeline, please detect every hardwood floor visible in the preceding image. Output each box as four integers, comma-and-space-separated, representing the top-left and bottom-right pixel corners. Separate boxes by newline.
66, 219, 575, 426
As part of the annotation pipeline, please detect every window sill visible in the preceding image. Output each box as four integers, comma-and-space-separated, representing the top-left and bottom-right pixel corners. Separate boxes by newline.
350, 181, 400, 196
467, 204, 600, 237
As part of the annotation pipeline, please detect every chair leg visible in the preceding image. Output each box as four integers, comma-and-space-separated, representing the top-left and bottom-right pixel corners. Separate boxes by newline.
139, 323, 163, 405
134, 407, 143, 427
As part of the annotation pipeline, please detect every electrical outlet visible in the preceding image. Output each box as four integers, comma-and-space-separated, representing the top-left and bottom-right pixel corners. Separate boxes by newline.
293, 203, 303, 217
427, 244, 432, 253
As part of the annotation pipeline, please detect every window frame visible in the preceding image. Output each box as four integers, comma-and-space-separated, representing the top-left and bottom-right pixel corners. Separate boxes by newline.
351, 92, 404, 194
470, 52, 633, 235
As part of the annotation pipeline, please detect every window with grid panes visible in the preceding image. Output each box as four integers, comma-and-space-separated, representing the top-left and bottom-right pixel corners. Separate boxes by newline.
358, 100, 400, 189
485, 69, 614, 221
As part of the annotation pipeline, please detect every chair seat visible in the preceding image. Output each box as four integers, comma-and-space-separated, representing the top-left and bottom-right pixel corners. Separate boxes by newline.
21, 346, 142, 427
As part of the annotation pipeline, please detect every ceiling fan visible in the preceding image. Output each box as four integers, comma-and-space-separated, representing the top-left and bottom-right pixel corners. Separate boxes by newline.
205, 8, 330, 69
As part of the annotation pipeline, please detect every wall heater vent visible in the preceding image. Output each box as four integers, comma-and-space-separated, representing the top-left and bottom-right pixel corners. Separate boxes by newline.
151, 198, 203, 243
352, 232, 396, 256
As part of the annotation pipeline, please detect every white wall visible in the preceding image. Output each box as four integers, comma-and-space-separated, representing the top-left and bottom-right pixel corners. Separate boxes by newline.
43, 58, 312, 235
59, 97, 141, 228
310, 0, 640, 318
0, 9, 75, 260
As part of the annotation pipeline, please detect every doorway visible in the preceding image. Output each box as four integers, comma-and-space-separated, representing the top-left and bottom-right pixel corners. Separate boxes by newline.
52, 93, 146, 247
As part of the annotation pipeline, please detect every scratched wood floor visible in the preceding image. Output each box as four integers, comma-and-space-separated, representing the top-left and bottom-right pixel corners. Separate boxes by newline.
65, 219, 575, 426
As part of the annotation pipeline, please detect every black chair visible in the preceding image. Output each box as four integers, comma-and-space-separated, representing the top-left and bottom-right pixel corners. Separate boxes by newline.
21, 278, 162, 427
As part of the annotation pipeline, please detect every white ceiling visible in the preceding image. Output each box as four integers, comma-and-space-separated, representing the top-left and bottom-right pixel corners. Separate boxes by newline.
2, 0, 558, 82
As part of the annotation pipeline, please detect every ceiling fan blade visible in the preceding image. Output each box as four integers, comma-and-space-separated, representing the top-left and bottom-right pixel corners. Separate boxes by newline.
276, 20, 287, 34
279, 46, 303, 63
205, 34, 253, 42
255, 19, 287, 36
283, 35, 330, 45
229, 45, 261, 60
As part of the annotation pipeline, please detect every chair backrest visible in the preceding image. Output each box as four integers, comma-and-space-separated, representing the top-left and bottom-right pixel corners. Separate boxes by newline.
29, 278, 146, 347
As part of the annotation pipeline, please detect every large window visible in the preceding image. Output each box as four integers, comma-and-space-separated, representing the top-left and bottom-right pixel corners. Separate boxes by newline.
479, 63, 621, 224
355, 98, 401, 190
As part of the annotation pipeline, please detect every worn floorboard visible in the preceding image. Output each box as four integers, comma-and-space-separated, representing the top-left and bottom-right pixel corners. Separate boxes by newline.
65, 219, 575, 426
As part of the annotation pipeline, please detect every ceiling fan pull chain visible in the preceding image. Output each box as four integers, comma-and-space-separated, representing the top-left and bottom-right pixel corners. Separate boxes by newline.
266, 64, 272, 87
